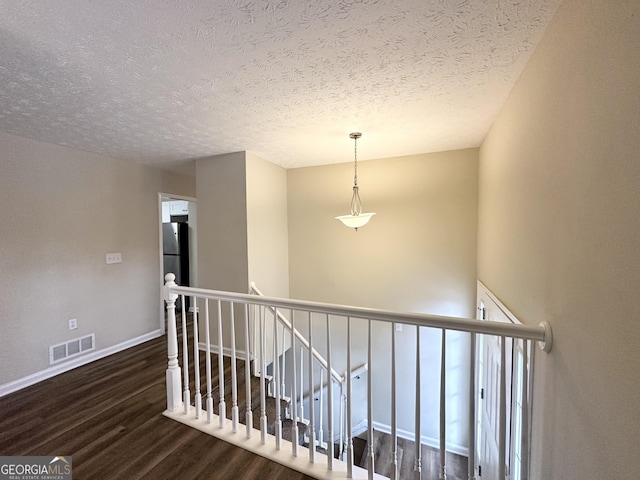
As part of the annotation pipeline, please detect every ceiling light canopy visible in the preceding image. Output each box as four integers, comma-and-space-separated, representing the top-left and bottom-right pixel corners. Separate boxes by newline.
335, 132, 376, 230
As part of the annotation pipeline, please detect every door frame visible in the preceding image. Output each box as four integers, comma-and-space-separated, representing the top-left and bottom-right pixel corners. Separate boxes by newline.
158, 192, 197, 333
475, 280, 533, 480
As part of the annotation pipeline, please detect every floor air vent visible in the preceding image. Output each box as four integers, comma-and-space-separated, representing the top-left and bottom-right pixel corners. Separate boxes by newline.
49, 334, 96, 364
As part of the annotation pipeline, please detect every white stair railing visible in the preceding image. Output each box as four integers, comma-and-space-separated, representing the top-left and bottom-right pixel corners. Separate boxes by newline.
250, 284, 346, 457
163, 273, 552, 480
250, 284, 344, 383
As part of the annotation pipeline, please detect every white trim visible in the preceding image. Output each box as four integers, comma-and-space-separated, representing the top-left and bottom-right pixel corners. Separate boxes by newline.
158, 192, 198, 334
477, 280, 522, 325
476, 280, 535, 480
158, 193, 166, 334
372, 421, 469, 457
197, 341, 248, 361
0, 329, 163, 398
159, 192, 198, 203
351, 418, 368, 438
164, 408, 387, 480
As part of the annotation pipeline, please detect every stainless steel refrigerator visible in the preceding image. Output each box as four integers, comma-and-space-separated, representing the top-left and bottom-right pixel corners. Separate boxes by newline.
163, 222, 190, 308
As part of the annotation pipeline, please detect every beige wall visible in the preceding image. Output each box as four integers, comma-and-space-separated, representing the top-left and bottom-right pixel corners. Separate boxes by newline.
288, 149, 478, 315
246, 152, 290, 298
196, 152, 289, 352
0, 130, 194, 386
196, 151, 289, 296
478, 0, 640, 478
195, 152, 249, 293
288, 149, 478, 450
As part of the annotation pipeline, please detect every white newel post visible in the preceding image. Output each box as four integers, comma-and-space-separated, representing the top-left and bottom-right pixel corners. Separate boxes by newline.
164, 273, 183, 412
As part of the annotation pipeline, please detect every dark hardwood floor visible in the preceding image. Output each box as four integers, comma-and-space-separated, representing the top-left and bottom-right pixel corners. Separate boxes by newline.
0, 332, 314, 480
354, 431, 468, 480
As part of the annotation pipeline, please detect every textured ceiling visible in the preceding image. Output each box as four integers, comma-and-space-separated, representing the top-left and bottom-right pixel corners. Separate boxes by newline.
0, 0, 561, 172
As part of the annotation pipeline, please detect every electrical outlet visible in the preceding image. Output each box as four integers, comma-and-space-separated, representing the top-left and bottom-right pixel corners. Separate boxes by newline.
69, 318, 78, 330
105, 253, 122, 264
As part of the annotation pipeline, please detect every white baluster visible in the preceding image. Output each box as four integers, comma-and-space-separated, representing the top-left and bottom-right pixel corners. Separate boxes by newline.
499, 337, 507, 480
516, 340, 529, 480
299, 347, 305, 422
260, 306, 268, 444
163, 273, 182, 412
291, 311, 299, 456
326, 314, 334, 470
340, 389, 346, 462
230, 302, 239, 433
439, 329, 447, 479
182, 295, 190, 414
468, 333, 477, 480
346, 316, 354, 478
252, 304, 260, 377
217, 300, 226, 427
521, 339, 529, 480
414, 325, 421, 480
319, 369, 324, 450
274, 308, 282, 449
308, 313, 316, 463
205, 299, 214, 423
289, 310, 300, 457
281, 322, 286, 402
244, 303, 253, 438
193, 295, 202, 418
367, 319, 375, 480
271, 322, 276, 398
391, 323, 398, 480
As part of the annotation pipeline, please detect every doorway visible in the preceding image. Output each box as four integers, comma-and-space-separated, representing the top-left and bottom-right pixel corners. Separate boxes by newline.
475, 282, 531, 480
158, 193, 197, 332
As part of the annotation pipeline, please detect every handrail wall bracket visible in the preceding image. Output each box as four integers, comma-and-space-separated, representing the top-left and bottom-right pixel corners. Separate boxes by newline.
538, 321, 553, 353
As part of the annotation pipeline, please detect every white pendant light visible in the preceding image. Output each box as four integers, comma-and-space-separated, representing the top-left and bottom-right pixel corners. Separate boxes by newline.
335, 132, 376, 230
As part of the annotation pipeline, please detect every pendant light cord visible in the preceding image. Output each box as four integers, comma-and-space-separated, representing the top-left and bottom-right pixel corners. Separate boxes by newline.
351, 133, 362, 216
353, 134, 358, 187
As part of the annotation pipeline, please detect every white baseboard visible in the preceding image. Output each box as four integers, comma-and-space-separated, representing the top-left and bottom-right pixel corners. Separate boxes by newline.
197, 341, 249, 360
372, 421, 469, 457
351, 419, 369, 438
0, 329, 164, 398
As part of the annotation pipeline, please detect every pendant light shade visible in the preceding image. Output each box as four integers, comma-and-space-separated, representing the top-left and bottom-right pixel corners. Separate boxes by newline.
335, 132, 376, 230
335, 211, 376, 229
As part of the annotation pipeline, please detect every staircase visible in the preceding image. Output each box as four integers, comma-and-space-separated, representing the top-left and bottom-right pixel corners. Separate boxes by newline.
162, 274, 553, 480
180, 313, 337, 458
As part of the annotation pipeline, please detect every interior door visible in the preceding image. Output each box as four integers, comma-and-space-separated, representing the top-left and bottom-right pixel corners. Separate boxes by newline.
477, 308, 500, 479
476, 287, 514, 479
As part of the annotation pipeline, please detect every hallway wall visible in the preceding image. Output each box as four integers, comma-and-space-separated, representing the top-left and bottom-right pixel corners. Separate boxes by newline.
0, 130, 194, 387
478, 0, 640, 477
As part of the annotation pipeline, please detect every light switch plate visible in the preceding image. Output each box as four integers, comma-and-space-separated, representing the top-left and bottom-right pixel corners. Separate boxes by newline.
69, 318, 77, 330
106, 253, 122, 264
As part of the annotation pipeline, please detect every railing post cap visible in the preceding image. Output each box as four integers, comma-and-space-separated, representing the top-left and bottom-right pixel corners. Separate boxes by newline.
163, 273, 178, 302
538, 321, 553, 353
